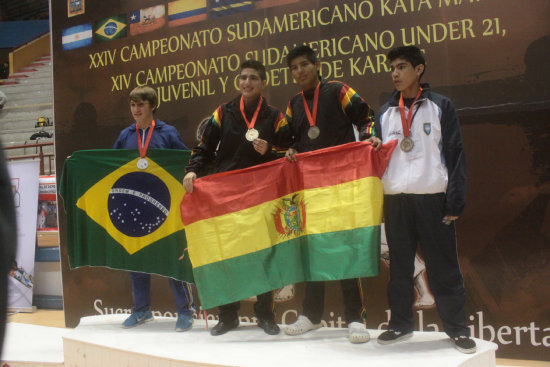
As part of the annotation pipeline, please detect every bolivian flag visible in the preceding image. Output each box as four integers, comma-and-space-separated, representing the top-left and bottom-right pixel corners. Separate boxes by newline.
181, 141, 397, 309
60, 149, 193, 282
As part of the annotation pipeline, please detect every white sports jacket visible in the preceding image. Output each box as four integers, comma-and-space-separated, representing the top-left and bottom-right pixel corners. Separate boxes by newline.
375, 84, 467, 216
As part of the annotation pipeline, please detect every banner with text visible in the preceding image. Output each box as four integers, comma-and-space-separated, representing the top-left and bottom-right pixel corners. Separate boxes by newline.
51, 0, 550, 360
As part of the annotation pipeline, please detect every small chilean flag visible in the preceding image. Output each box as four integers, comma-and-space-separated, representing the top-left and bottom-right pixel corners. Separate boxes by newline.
129, 5, 166, 36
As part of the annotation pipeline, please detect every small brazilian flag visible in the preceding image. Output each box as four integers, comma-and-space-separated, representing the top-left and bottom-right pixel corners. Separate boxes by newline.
59, 149, 193, 282
94, 15, 127, 42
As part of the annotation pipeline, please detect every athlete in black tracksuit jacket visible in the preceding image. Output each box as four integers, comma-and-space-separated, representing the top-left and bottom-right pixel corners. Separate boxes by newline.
185, 94, 291, 333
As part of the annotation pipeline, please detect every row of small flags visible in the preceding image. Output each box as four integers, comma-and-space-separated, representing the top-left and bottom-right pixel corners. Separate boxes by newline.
61, 0, 298, 51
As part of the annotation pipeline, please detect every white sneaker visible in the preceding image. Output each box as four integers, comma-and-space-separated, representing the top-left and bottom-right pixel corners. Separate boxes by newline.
284, 315, 322, 336
348, 322, 370, 343
414, 294, 435, 309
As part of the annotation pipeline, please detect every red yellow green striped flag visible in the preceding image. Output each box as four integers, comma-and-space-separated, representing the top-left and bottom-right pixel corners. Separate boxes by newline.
180, 141, 397, 309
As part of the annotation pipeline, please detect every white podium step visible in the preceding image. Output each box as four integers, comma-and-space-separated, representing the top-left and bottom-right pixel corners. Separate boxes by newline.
60, 315, 497, 367
2, 322, 69, 367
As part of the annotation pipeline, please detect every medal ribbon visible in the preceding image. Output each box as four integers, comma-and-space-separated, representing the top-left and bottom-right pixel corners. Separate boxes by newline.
301, 82, 320, 128
398, 87, 423, 138
136, 120, 155, 158
240, 96, 263, 130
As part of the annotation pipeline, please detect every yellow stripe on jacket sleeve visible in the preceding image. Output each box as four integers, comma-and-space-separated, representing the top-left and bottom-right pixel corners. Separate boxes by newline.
284, 103, 293, 123
340, 86, 357, 111
211, 106, 222, 128
274, 112, 288, 133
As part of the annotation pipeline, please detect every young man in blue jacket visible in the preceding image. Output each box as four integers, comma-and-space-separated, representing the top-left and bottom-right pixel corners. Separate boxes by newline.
114, 86, 196, 332
375, 46, 476, 354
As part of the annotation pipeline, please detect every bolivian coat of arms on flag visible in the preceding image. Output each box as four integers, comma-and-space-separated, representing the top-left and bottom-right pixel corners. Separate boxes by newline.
60, 149, 194, 282
273, 193, 306, 237
181, 141, 397, 309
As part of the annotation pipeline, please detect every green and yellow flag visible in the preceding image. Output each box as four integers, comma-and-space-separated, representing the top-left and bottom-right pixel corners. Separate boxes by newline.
60, 149, 193, 282
94, 15, 127, 42
180, 141, 397, 309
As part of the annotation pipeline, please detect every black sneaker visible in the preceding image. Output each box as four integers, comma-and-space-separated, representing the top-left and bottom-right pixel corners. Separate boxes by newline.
210, 318, 239, 336
453, 336, 477, 354
257, 318, 280, 335
377, 329, 413, 345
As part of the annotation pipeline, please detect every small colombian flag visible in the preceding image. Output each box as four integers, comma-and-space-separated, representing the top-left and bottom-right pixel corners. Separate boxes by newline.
168, 0, 207, 27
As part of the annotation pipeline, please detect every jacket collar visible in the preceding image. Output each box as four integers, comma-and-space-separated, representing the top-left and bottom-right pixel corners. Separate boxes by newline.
133, 118, 164, 130
388, 83, 431, 106
302, 77, 325, 98
227, 94, 269, 117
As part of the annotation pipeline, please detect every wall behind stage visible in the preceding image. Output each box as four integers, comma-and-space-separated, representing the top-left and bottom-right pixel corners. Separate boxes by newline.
51, 0, 550, 360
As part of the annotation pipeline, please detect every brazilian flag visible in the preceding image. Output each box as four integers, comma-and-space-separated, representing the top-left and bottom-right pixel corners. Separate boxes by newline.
59, 149, 193, 282
94, 15, 127, 42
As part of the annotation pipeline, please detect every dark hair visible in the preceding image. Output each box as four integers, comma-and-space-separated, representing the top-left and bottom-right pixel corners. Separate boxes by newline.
387, 46, 425, 67
286, 45, 317, 68
387, 46, 426, 79
129, 86, 158, 113
240, 59, 267, 81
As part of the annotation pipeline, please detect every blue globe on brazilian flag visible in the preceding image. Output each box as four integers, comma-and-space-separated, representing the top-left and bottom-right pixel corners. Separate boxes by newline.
94, 15, 127, 42
60, 149, 193, 282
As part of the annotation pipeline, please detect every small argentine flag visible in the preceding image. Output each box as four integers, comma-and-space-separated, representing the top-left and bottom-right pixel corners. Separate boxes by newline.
62, 23, 93, 50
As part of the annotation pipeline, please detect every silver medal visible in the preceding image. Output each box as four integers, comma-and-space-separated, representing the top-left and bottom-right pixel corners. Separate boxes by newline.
308, 126, 320, 140
137, 158, 149, 170
245, 128, 259, 141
